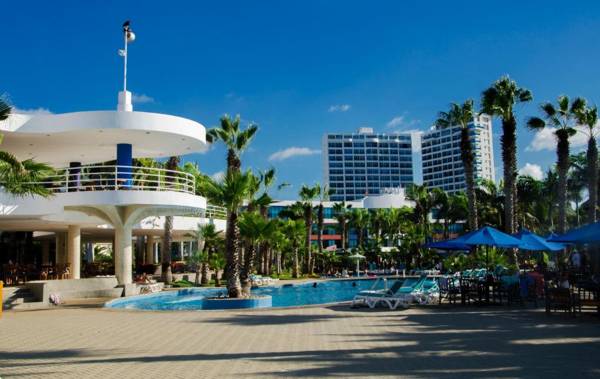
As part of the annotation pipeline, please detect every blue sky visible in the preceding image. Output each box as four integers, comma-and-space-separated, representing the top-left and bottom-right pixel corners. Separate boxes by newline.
3, 1, 600, 199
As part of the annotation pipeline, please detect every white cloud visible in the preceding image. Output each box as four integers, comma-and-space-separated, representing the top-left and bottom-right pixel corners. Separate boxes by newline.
386, 114, 420, 130
12, 107, 52, 115
132, 93, 155, 104
269, 147, 321, 162
519, 163, 544, 180
527, 125, 599, 152
210, 171, 225, 182
328, 104, 351, 112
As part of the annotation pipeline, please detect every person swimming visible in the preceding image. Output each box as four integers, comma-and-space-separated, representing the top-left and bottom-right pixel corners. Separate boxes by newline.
312, 282, 318, 288
352, 282, 357, 287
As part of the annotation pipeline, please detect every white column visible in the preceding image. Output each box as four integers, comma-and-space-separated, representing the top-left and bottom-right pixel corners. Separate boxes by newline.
145, 236, 154, 264
179, 242, 184, 261
42, 240, 50, 265
68, 225, 81, 279
115, 225, 133, 285
55, 233, 66, 265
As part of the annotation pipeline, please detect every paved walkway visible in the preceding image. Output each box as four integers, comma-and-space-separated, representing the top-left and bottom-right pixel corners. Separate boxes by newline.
1, 304, 600, 378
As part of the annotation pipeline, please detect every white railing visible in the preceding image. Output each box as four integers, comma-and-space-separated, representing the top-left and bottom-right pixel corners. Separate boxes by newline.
206, 204, 227, 220
29, 164, 196, 195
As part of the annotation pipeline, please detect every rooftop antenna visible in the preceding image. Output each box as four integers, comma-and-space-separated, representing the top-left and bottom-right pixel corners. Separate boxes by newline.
117, 20, 136, 111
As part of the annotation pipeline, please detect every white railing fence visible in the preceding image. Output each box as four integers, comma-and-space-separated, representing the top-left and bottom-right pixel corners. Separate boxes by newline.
30, 164, 196, 195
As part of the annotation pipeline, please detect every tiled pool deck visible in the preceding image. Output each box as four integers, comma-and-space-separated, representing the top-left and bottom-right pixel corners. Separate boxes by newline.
1, 303, 599, 378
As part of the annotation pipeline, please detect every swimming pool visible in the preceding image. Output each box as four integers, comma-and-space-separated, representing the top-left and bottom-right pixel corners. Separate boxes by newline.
105, 278, 401, 311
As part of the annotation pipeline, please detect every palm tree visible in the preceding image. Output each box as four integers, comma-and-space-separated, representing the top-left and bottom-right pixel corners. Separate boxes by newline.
516, 175, 544, 230
0, 98, 53, 197
282, 219, 305, 278
481, 76, 532, 235
576, 105, 599, 223
476, 179, 504, 229
207, 114, 258, 175
348, 208, 370, 248
206, 115, 258, 296
209, 252, 226, 287
199, 170, 252, 298
527, 95, 585, 233
239, 211, 275, 295
406, 184, 436, 237
161, 156, 180, 284
187, 223, 222, 285
435, 100, 479, 230
315, 184, 332, 256
332, 201, 352, 250
299, 184, 319, 274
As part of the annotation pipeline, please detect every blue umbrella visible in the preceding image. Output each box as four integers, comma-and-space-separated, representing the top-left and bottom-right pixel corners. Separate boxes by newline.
513, 229, 565, 251
454, 226, 521, 248
451, 226, 521, 267
548, 221, 600, 243
423, 240, 471, 251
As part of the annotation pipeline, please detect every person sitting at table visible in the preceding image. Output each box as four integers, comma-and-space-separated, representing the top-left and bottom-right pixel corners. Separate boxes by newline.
559, 272, 570, 289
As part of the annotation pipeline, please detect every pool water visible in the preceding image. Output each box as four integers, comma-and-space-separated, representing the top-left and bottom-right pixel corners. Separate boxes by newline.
105, 278, 401, 311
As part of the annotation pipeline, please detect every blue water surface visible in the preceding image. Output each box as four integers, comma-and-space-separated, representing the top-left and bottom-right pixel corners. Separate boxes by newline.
105, 278, 399, 311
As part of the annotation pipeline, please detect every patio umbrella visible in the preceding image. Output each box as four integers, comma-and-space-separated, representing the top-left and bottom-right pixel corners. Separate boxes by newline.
452, 226, 522, 267
423, 240, 471, 251
548, 221, 600, 243
513, 229, 565, 251
348, 253, 365, 277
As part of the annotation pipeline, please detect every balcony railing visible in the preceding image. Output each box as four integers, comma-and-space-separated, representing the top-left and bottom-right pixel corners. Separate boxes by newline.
206, 204, 227, 220
29, 164, 196, 195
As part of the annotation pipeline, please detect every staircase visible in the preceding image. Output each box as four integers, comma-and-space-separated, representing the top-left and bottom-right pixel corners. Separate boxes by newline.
2, 286, 47, 310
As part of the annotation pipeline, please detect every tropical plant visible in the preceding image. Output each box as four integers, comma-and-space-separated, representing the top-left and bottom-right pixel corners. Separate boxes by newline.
481, 76, 532, 236
209, 252, 226, 287
206, 114, 258, 175
576, 105, 599, 223
282, 219, 305, 278
0, 98, 53, 197
332, 201, 352, 250
299, 184, 319, 274
199, 170, 252, 298
315, 184, 332, 256
527, 95, 585, 233
239, 211, 276, 295
186, 223, 223, 285
161, 156, 180, 284
435, 99, 478, 230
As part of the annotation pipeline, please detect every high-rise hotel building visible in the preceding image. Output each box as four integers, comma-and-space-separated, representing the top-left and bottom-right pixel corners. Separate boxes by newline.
323, 127, 414, 202
421, 114, 495, 194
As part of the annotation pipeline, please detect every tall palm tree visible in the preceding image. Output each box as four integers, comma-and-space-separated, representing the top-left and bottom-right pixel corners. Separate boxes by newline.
206, 114, 258, 296
406, 184, 436, 237
435, 99, 478, 230
527, 95, 585, 233
299, 184, 319, 274
348, 208, 370, 248
199, 170, 252, 298
332, 201, 352, 250
481, 76, 532, 236
161, 156, 180, 284
207, 114, 258, 175
0, 98, 53, 197
315, 184, 332, 256
576, 105, 599, 223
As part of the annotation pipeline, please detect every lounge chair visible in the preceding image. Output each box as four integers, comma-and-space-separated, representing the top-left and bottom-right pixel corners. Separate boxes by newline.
355, 276, 427, 310
412, 277, 440, 304
352, 279, 404, 306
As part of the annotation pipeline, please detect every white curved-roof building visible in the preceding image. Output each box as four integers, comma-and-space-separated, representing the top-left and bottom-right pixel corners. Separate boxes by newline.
0, 91, 222, 287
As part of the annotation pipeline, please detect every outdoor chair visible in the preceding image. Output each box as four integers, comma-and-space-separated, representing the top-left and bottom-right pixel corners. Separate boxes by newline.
352, 279, 405, 307
545, 286, 580, 316
438, 276, 460, 305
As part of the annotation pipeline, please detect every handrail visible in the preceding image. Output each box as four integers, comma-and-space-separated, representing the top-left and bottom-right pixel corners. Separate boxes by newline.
206, 204, 227, 220
22, 164, 196, 195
